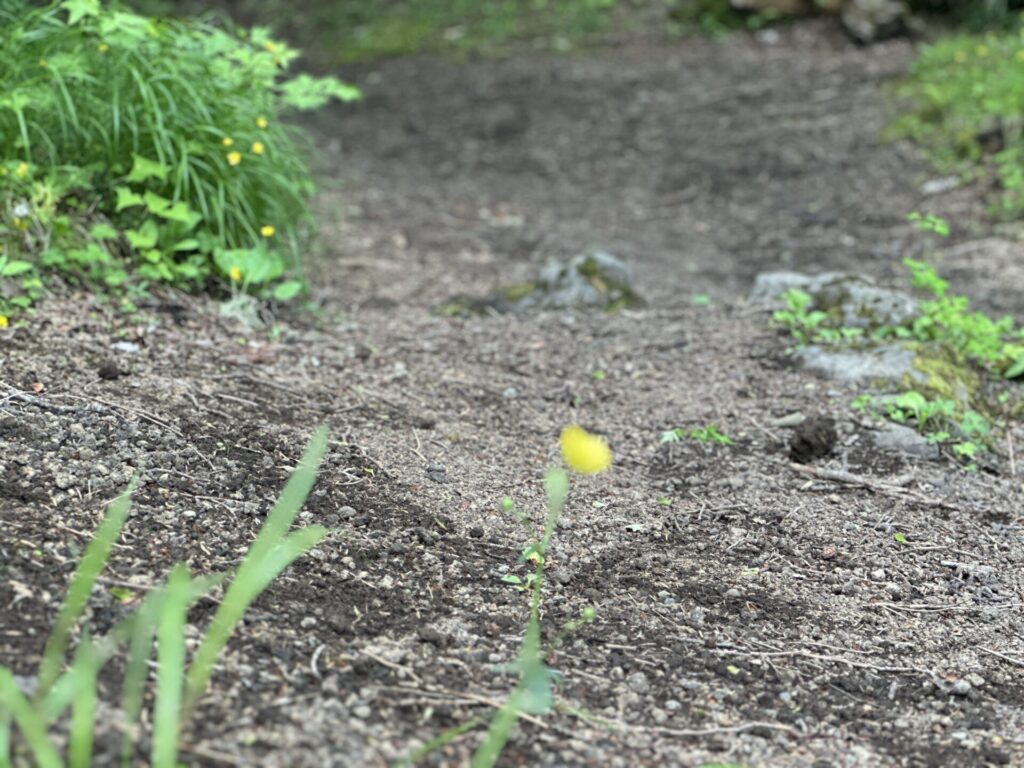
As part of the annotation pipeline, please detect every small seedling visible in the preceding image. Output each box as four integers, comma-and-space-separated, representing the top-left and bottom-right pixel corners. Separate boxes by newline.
661, 424, 734, 446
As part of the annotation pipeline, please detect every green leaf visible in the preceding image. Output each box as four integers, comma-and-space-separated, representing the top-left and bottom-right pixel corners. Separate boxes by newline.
89, 223, 119, 240
114, 187, 144, 211
279, 74, 361, 110
894, 532, 908, 544
172, 238, 199, 252
127, 155, 167, 183
272, 279, 303, 301
61, 0, 100, 25
0, 260, 33, 277
125, 220, 158, 250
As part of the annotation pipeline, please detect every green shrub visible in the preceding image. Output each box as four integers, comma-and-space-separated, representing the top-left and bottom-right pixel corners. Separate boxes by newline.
0, 0, 359, 319
890, 30, 1024, 218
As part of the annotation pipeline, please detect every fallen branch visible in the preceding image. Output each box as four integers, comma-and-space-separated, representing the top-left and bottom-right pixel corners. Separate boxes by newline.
788, 463, 956, 509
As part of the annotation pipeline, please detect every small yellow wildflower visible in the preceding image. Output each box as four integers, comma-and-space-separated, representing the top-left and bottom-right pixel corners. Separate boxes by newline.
264, 41, 277, 53
251, 141, 265, 155
560, 425, 612, 475
97, 42, 109, 53
229, 266, 242, 282
0, 316, 8, 329
222, 136, 234, 147
1016, 50, 1024, 62
38, 58, 48, 68
256, 116, 268, 129
15, 162, 28, 178
226, 151, 242, 166
260, 225, 275, 237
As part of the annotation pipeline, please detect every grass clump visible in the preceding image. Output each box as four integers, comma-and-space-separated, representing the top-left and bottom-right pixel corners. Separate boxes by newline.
890, 28, 1024, 218
0, 0, 359, 321
130, 0, 620, 64
0, 427, 330, 766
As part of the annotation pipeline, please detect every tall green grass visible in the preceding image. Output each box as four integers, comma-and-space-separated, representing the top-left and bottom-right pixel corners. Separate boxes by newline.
0, 1, 358, 313
0, 427, 330, 767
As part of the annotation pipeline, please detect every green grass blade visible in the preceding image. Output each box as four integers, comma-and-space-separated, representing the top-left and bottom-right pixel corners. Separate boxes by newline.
471, 687, 525, 768
0, 670, 61, 768
119, 590, 163, 768
151, 564, 191, 768
0, 706, 10, 768
182, 525, 327, 716
394, 714, 486, 768
68, 635, 102, 768
183, 427, 327, 715
36, 479, 136, 701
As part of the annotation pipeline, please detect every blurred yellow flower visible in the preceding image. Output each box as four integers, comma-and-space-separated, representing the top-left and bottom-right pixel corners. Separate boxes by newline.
15, 162, 28, 178
560, 425, 612, 475
264, 41, 277, 53
226, 151, 242, 166
38, 58, 48, 68
1017, 50, 1024, 62
251, 141, 264, 155
260, 225, 275, 237
256, 116, 268, 129
222, 136, 234, 146
229, 266, 242, 282
0, 316, 8, 329
97, 42, 109, 53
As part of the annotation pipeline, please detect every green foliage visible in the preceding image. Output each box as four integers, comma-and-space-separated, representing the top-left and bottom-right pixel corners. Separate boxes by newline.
771, 288, 830, 345
0, 427, 329, 766
891, 30, 1024, 218
0, 1, 359, 317
669, 0, 783, 37
130, 0, 620, 64
661, 424, 735, 445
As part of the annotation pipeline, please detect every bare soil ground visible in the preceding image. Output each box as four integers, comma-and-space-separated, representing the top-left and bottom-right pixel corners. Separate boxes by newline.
3, 20, 1024, 768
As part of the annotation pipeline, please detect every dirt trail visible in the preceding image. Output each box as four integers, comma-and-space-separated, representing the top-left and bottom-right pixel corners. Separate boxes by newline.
3, 20, 1023, 768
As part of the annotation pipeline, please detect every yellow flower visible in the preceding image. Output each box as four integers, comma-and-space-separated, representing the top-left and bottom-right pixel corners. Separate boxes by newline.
260, 225, 275, 237
560, 425, 612, 475
222, 136, 234, 147
1016, 50, 1024, 62
226, 151, 242, 166
0, 316, 8, 329
97, 42, 109, 53
264, 41, 277, 53
229, 266, 242, 282
256, 116, 268, 129
251, 141, 264, 155
38, 58, 48, 68
15, 162, 28, 178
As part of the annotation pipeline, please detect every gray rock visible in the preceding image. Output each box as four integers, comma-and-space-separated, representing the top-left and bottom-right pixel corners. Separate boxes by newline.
750, 271, 918, 329
625, 671, 651, 694
841, 0, 909, 43
870, 422, 940, 460
514, 250, 642, 312
796, 344, 924, 384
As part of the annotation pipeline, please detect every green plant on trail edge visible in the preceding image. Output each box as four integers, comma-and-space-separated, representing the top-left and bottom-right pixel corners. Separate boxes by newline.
661, 424, 735, 446
0, 427, 329, 767
890, 29, 1024, 219
130, 0, 620, 65
401, 427, 609, 767
0, 1, 359, 321
773, 254, 1024, 467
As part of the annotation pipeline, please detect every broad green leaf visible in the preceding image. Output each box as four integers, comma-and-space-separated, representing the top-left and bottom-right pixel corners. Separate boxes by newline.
114, 187, 143, 211
125, 221, 158, 250
272, 279, 303, 301
61, 0, 100, 25
0, 260, 33, 277
89, 223, 119, 240
127, 155, 167, 183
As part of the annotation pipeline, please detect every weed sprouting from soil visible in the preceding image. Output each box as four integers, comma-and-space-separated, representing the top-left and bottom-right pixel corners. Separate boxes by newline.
0, 427, 330, 766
